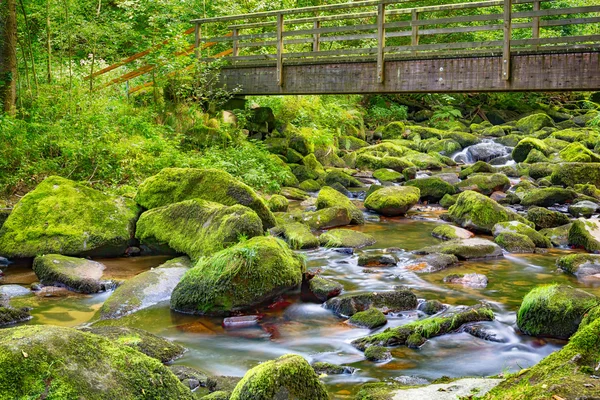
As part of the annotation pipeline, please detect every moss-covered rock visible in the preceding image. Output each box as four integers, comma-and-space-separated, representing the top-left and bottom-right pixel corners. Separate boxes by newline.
364, 186, 420, 216
324, 170, 363, 188
517, 284, 598, 339
349, 308, 387, 329
550, 162, 600, 187
515, 113, 555, 134
99, 257, 191, 320
357, 251, 398, 267
439, 193, 458, 208
297, 206, 352, 230
0, 325, 193, 399
135, 199, 263, 261
270, 222, 319, 250
427, 138, 462, 155
33, 255, 110, 294
267, 195, 288, 212
135, 168, 276, 229
405, 177, 456, 202
540, 224, 571, 247
568, 218, 600, 252
201, 391, 230, 399
526, 207, 570, 229
314, 144, 345, 168
280, 187, 310, 201
456, 173, 510, 196
0, 176, 139, 259
419, 299, 445, 315
492, 221, 551, 248
494, 232, 536, 253
520, 188, 577, 207
311, 362, 355, 375
319, 229, 375, 248
400, 152, 445, 170
325, 287, 417, 317
458, 161, 494, 179
298, 179, 321, 192
364, 345, 392, 362
568, 200, 598, 218
292, 164, 320, 182
416, 238, 503, 260
356, 154, 415, 172
382, 121, 406, 139
512, 138, 550, 163
229, 354, 328, 400
373, 168, 403, 183
559, 142, 600, 163
0, 296, 31, 327
339, 135, 369, 151
447, 191, 533, 234
85, 326, 184, 364
171, 237, 303, 315
308, 276, 343, 302
315, 186, 364, 225
431, 225, 474, 241
557, 254, 600, 279
523, 149, 550, 164
352, 303, 494, 350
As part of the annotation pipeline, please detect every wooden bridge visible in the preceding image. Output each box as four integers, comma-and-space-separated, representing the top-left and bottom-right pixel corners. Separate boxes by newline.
190, 0, 600, 94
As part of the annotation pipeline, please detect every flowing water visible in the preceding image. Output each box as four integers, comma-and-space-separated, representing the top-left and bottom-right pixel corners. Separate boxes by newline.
4, 193, 600, 398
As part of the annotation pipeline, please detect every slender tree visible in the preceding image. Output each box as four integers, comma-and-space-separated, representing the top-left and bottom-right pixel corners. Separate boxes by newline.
0, 0, 17, 114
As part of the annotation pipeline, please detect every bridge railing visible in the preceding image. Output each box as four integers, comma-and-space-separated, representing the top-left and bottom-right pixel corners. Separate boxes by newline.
192, 0, 600, 86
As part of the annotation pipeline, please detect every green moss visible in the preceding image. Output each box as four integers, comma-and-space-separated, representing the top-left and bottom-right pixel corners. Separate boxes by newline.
355, 382, 404, 400
455, 173, 510, 196
320, 229, 375, 248
352, 303, 494, 350
448, 191, 533, 234
459, 161, 494, 179
405, 177, 456, 202
382, 121, 406, 139
289, 131, 314, 155
325, 287, 417, 317
494, 232, 535, 253
517, 284, 598, 339
271, 222, 319, 250
426, 139, 462, 156
496, 134, 524, 147
296, 206, 352, 230
349, 308, 387, 329
364, 186, 420, 216
316, 186, 364, 225
291, 164, 320, 182
515, 113, 555, 134
0, 325, 193, 400
309, 276, 343, 302
550, 162, 600, 187
364, 345, 391, 361
523, 149, 549, 164
417, 238, 502, 260
171, 236, 304, 315
557, 253, 600, 277
136, 199, 263, 261
492, 221, 551, 248
567, 218, 600, 252
356, 154, 415, 172
280, 186, 310, 201
314, 144, 345, 168
134, 168, 275, 229
527, 162, 558, 180
439, 193, 458, 208
339, 135, 369, 151
311, 362, 354, 375
512, 138, 550, 163
0, 176, 139, 258
526, 207, 570, 229
400, 152, 445, 170
267, 195, 288, 212
373, 169, 403, 183
324, 170, 363, 188
431, 225, 472, 241
86, 326, 184, 364
298, 179, 321, 192
286, 148, 304, 163
559, 142, 600, 163
229, 354, 328, 400
33, 254, 109, 294
443, 131, 480, 148
0, 306, 31, 327
201, 391, 230, 400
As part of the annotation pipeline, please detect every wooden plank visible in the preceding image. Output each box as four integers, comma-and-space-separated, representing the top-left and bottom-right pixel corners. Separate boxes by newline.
532, 0, 540, 47
277, 13, 284, 86
503, 0, 512, 81
411, 9, 419, 52
377, 3, 386, 83
195, 23, 201, 59
232, 28, 239, 57
313, 20, 321, 52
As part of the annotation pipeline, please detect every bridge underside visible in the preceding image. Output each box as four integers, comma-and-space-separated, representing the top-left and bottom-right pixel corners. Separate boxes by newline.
220, 51, 600, 95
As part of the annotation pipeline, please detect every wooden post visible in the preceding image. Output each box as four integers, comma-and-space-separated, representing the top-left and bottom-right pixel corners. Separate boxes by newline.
502, 0, 512, 81
411, 9, 419, 55
377, 3, 385, 84
313, 20, 321, 53
194, 23, 201, 59
232, 28, 239, 58
532, 0, 540, 50
277, 13, 284, 86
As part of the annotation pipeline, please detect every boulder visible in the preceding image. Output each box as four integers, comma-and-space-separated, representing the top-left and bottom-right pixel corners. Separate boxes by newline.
568, 218, 600, 252
557, 254, 600, 279
267, 195, 289, 212
515, 113, 555, 134
418, 299, 445, 315
316, 186, 364, 225
280, 186, 310, 201
324, 287, 417, 317
540, 224, 572, 247
364, 346, 392, 362
416, 238, 503, 260
407, 253, 459, 273
0, 325, 193, 399
458, 161, 494, 179
0, 294, 31, 327
520, 188, 577, 207
455, 173, 510, 196
134, 168, 276, 229
230, 354, 328, 400
33, 255, 111, 294
382, 121, 406, 139
443, 273, 488, 288
512, 138, 550, 163
492, 221, 551, 248
526, 207, 570, 229
364, 186, 420, 216
431, 225, 474, 241
319, 229, 375, 248
373, 168, 404, 183
98, 256, 191, 320
550, 163, 600, 187
494, 232, 535, 253
298, 206, 352, 230
298, 179, 321, 192
357, 251, 398, 267
270, 222, 319, 250
405, 177, 456, 202
324, 170, 363, 188
465, 142, 510, 163
447, 191, 533, 234
517, 284, 598, 339
135, 199, 263, 260
349, 308, 387, 329
0, 176, 139, 258
308, 276, 343, 302
311, 362, 355, 375
568, 200, 599, 218
171, 237, 304, 315
559, 142, 600, 162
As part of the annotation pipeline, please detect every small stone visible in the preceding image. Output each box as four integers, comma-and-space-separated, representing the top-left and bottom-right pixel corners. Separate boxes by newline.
364, 345, 392, 362
443, 273, 488, 288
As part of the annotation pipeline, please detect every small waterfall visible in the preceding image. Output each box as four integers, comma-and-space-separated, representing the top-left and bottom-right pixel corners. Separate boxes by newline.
453, 138, 513, 165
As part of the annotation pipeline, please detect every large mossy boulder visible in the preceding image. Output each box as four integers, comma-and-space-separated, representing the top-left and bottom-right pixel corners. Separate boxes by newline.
416, 238, 503, 260
568, 218, 600, 252
492, 221, 551, 248
526, 207, 570, 229
297, 206, 352, 230
550, 163, 600, 187
316, 186, 364, 225
494, 232, 536, 253
431, 224, 474, 241
557, 254, 600, 279
447, 191, 533, 234
0, 176, 139, 259
0, 325, 193, 399
324, 170, 363, 188
324, 287, 417, 317
405, 177, 456, 202
171, 237, 303, 315
33, 255, 110, 294
515, 113, 555, 134
559, 142, 600, 163
135, 168, 276, 229
229, 354, 328, 400
458, 161, 494, 179
99, 257, 191, 320
135, 199, 263, 260
319, 229, 375, 248
455, 173, 510, 196
270, 222, 319, 250
520, 187, 577, 207
364, 186, 420, 216
512, 138, 550, 163
517, 284, 598, 339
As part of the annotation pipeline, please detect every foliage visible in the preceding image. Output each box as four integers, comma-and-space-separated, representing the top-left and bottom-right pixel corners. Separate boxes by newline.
364, 95, 408, 127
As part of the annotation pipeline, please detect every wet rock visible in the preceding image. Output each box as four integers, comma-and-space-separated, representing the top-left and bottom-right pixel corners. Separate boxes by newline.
229, 354, 328, 400
280, 186, 310, 201
418, 300, 445, 315
201, 391, 230, 400
407, 253, 458, 273
517, 284, 598, 339
393, 376, 430, 386
207, 376, 242, 394
311, 362, 355, 375
298, 206, 352, 230
364, 186, 420, 216
434, 173, 460, 185
557, 254, 600, 279
568, 218, 600, 252
443, 273, 488, 288
0, 176, 139, 258
455, 173, 511, 196
516, 113, 555, 135
416, 238, 503, 260
0, 284, 31, 298
512, 137, 551, 162
319, 229, 375, 249
308, 276, 343, 302
169, 365, 209, 391
0, 325, 193, 399
324, 287, 417, 317
568, 200, 599, 218
0, 257, 9, 266
492, 221, 552, 248
327, 182, 352, 197
368, 378, 503, 400
324, 170, 364, 188
540, 223, 572, 247
439, 193, 458, 208
35, 286, 81, 298
526, 207, 571, 229
405, 177, 456, 203
349, 308, 387, 329
33, 255, 111, 294
99, 256, 191, 320
0, 294, 31, 327
373, 168, 404, 183
316, 186, 364, 225
85, 326, 185, 363
358, 251, 398, 267
333, 247, 354, 255
466, 142, 510, 163
171, 237, 303, 316
494, 232, 536, 253
364, 345, 392, 362
267, 195, 289, 212
270, 222, 319, 250
458, 161, 494, 179
298, 179, 321, 192
550, 162, 600, 187
520, 187, 577, 207
461, 324, 506, 343
223, 315, 261, 329
431, 224, 474, 241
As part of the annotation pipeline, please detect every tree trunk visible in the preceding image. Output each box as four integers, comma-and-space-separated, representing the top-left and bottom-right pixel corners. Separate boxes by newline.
0, 0, 17, 114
